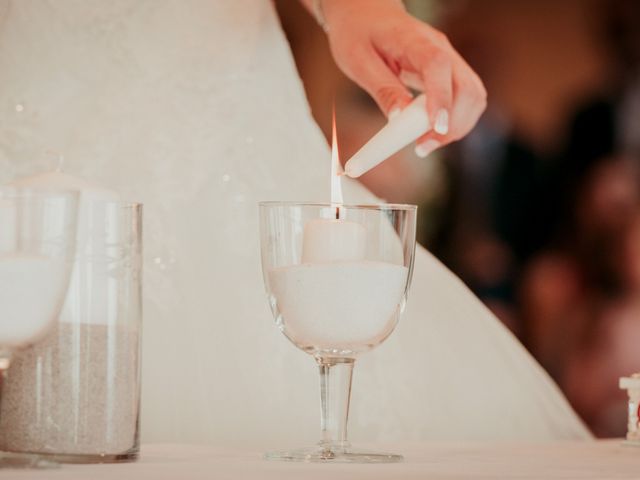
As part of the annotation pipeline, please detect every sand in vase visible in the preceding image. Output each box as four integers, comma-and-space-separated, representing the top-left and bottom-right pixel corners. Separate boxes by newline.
0, 323, 140, 456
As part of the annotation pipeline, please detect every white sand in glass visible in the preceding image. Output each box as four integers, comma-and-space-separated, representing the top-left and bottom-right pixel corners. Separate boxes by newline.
0, 323, 139, 455
268, 261, 407, 354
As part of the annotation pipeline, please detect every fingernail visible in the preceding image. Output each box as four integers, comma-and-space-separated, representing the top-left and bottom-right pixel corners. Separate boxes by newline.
415, 139, 440, 158
389, 108, 401, 120
434, 109, 449, 135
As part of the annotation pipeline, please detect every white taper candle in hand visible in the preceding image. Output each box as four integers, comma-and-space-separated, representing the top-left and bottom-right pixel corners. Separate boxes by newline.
344, 94, 431, 178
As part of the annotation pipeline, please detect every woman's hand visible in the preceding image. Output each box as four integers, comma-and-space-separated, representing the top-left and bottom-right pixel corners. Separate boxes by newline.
318, 0, 487, 157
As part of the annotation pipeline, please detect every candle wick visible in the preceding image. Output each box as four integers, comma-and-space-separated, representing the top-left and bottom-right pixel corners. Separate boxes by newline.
330, 106, 344, 205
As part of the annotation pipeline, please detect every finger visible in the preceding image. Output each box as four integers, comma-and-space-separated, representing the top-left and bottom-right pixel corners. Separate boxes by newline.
399, 70, 423, 91
350, 45, 413, 118
416, 91, 480, 146
419, 49, 453, 136
414, 138, 441, 158
414, 75, 486, 157
445, 68, 487, 140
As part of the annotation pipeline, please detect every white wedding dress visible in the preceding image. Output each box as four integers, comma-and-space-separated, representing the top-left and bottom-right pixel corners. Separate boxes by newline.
0, 0, 590, 446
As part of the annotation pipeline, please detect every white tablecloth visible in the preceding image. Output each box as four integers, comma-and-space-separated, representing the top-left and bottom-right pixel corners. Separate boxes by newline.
7, 440, 640, 479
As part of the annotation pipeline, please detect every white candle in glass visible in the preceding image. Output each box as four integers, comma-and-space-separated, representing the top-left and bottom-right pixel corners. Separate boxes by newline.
302, 216, 366, 264
301, 117, 367, 264
11, 171, 121, 326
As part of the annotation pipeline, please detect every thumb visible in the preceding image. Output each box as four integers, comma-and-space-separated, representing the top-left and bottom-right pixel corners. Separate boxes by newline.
352, 47, 413, 118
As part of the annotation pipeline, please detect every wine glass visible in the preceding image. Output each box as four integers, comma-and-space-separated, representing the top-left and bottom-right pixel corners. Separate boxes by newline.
0, 187, 78, 468
259, 201, 417, 463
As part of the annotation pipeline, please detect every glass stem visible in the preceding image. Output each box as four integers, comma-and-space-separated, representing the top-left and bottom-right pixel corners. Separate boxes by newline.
0, 350, 11, 420
317, 357, 354, 454
0, 349, 11, 385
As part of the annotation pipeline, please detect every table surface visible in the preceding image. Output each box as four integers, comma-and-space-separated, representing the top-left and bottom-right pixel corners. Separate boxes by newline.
6, 440, 640, 479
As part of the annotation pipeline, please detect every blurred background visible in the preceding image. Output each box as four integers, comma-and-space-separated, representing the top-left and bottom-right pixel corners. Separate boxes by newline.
276, 0, 640, 438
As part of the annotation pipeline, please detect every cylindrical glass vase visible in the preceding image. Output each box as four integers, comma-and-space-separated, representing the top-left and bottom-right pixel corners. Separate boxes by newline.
0, 201, 142, 463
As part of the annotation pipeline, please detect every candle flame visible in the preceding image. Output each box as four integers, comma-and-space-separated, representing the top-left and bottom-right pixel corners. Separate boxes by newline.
330, 108, 343, 209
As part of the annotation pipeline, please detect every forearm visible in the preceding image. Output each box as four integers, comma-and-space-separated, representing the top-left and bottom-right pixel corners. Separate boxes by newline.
298, 0, 405, 32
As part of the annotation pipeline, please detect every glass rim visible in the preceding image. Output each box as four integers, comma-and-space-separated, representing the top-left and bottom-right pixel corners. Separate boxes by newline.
91, 200, 143, 210
0, 186, 80, 199
258, 201, 417, 211
0, 186, 142, 209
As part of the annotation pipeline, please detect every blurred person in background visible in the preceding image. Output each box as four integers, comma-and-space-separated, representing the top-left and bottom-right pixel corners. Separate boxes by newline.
431, 0, 613, 336
522, 155, 640, 436
565, 0, 640, 172
522, 0, 640, 437
437, 0, 640, 436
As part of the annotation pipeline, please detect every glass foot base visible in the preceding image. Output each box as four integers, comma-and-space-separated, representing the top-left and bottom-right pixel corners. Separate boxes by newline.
0, 452, 59, 469
27, 450, 138, 464
264, 445, 403, 463
1, 449, 138, 464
